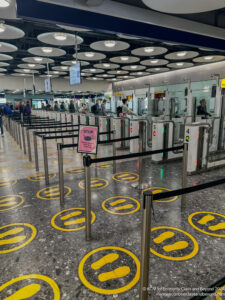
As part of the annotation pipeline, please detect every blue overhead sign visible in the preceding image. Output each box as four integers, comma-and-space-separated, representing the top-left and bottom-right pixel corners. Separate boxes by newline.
16, 0, 225, 51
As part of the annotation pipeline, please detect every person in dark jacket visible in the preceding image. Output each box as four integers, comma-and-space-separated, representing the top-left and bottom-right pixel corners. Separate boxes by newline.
60, 102, 65, 112
69, 100, 75, 113
24, 101, 32, 125
0, 107, 4, 137
54, 101, 59, 111
197, 99, 211, 118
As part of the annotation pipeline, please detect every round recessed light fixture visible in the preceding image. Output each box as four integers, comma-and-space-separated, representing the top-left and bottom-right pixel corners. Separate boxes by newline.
28, 64, 35, 68
34, 57, 43, 62
104, 40, 116, 48
93, 77, 97, 80
144, 47, 154, 53
42, 47, 53, 54
23, 69, 30, 72
176, 62, 184, 66
204, 56, 213, 60
151, 60, 159, 64
103, 74, 108, 77
155, 68, 160, 71
54, 32, 67, 41
120, 57, 129, 61
53, 71, 59, 74
0, 24, 5, 33
103, 63, 110, 67
124, 75, 129, 78
85, 52, 94, 58
72, 60, 77, 64
137, 72, 143, 75
177, 51, 187, 57
131, 65, 138, 69
61, 66, 67, 70
90, 68, 96, 72
0, 0, 10, 8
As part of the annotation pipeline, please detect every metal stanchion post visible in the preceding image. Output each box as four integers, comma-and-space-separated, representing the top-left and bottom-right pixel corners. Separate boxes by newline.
112, 130, 116, 173
18, 123, 22, 149
57, 143, 64, 205
84, 154, 92, 241
22, 125, 26, 154
42, 137, 49, 185
140, 191, 153, 300
181, 143, 188, 209
139, 121, 144, 189
26, 128, 32, 162
33, 132, 39, 172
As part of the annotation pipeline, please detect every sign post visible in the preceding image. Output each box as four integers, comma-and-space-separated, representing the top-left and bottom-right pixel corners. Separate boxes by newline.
78, 125, 98, 240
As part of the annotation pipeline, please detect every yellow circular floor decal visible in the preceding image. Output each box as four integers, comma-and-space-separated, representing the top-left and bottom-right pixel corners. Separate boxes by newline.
216, 285, 225, 299
0, 178, 17, 188
21, 162, 37, 169
78, 246, 140, 295
102, 196, 140, 215
37, 185, 71, 200
150, 226, 199, 261
0, 166, 13, 173
94, 163, 112, 169
142, 187, 178, 203
112, 172, 139, 183
79, 178, 109, 190
64, 167, 84, 175
27, 173, 56, 182
189, 212, 225, 237
51, 208, 96, 232
0, 195, 24, 212
0, 274, 60, 299
0, 223, 37, 254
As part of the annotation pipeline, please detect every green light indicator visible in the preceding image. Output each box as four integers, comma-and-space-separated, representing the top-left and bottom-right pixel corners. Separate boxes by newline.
186, 136, 190, 142
105, 121, 107, 125
106, 136, 108, 141
160, 168, 164, 179
162, 128, 165, 134
161, 152, 163, 157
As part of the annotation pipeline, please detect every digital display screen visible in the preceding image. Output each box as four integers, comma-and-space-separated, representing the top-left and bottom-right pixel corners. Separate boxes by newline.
70, 63, 81, 85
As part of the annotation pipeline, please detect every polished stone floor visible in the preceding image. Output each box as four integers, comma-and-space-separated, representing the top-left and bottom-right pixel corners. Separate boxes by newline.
0, 129, 225, 300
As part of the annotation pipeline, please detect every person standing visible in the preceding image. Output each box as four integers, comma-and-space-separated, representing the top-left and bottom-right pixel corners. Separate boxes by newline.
54, 101, 59, 111
69, 100, 75, 113
121, 99, 135, 117
24, 101, 32, 125
101, 99, 107, 116
60, 102, 65, 112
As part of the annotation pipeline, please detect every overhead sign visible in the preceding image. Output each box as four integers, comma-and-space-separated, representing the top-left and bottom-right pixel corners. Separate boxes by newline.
78, 125, 98, 154
221, 78, 225, 88
70, 62, 81, 85
44, 77, 52, 93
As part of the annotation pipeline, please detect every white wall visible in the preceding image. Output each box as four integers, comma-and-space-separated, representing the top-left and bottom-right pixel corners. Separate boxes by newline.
0, 75, 112, 93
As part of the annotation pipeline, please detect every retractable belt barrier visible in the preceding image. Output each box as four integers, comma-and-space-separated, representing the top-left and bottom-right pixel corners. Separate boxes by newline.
57, 134, 140, 205
140, 175, 225, 300
82, 143, 185, 241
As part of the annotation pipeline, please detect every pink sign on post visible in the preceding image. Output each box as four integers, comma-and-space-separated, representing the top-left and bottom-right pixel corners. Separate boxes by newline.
78, 125, 98, 154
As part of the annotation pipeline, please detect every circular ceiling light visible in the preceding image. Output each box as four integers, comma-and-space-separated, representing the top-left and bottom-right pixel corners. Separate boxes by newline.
42, 47, 53, 54
141, 0, 225, 14
34, 57, 43, 62
23, 69, 30, 72
85, 52, 94, 58
28, 64, 35, 68
53, 71, 59, 74
103, 63, 110, 67
137, 72, 143, 75
176, 62, 184, 66
177, 51, 187, 57
155, 68, 160, 71
72, 60, 77, 64
61, 66, 68, 70
0, 24, 5, 33
0, 0, 10, 8
120, 56, 129, 61
151, 60, 159, 64
131, 65, 138, 69
104, 40, 116, 48
54, 32, 67, 41
144, 47, 154, 53
204, 56, 213, 60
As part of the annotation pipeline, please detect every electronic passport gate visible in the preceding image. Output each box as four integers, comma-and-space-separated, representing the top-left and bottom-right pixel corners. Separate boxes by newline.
99, 116, 111, 142
80, 115, 89, 125
130, 119, 150, 153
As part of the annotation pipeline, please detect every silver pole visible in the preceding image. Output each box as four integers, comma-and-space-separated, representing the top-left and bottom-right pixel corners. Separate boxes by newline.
33, 132, 39, 172
84, 155, 91, 241
22, 125, 26, 154
57, 143, 64, 205
139, 121, 144, 189
42, 137, 49, 185
181, 143, 188, 209
18, 123, 22, 149
140, 191, 152, 300
26, 128, 32, 162
113, 142, 116, 173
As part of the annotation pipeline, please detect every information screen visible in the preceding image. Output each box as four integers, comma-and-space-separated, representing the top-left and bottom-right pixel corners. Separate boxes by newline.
70, 63, 81, 85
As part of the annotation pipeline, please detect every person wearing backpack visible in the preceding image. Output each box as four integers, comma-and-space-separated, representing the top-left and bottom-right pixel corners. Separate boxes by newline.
91, 99, 101, 115
69, 100, 75, 113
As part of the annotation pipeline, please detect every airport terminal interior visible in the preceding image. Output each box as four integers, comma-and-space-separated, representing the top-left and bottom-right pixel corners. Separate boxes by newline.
0, 0, 225, 299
